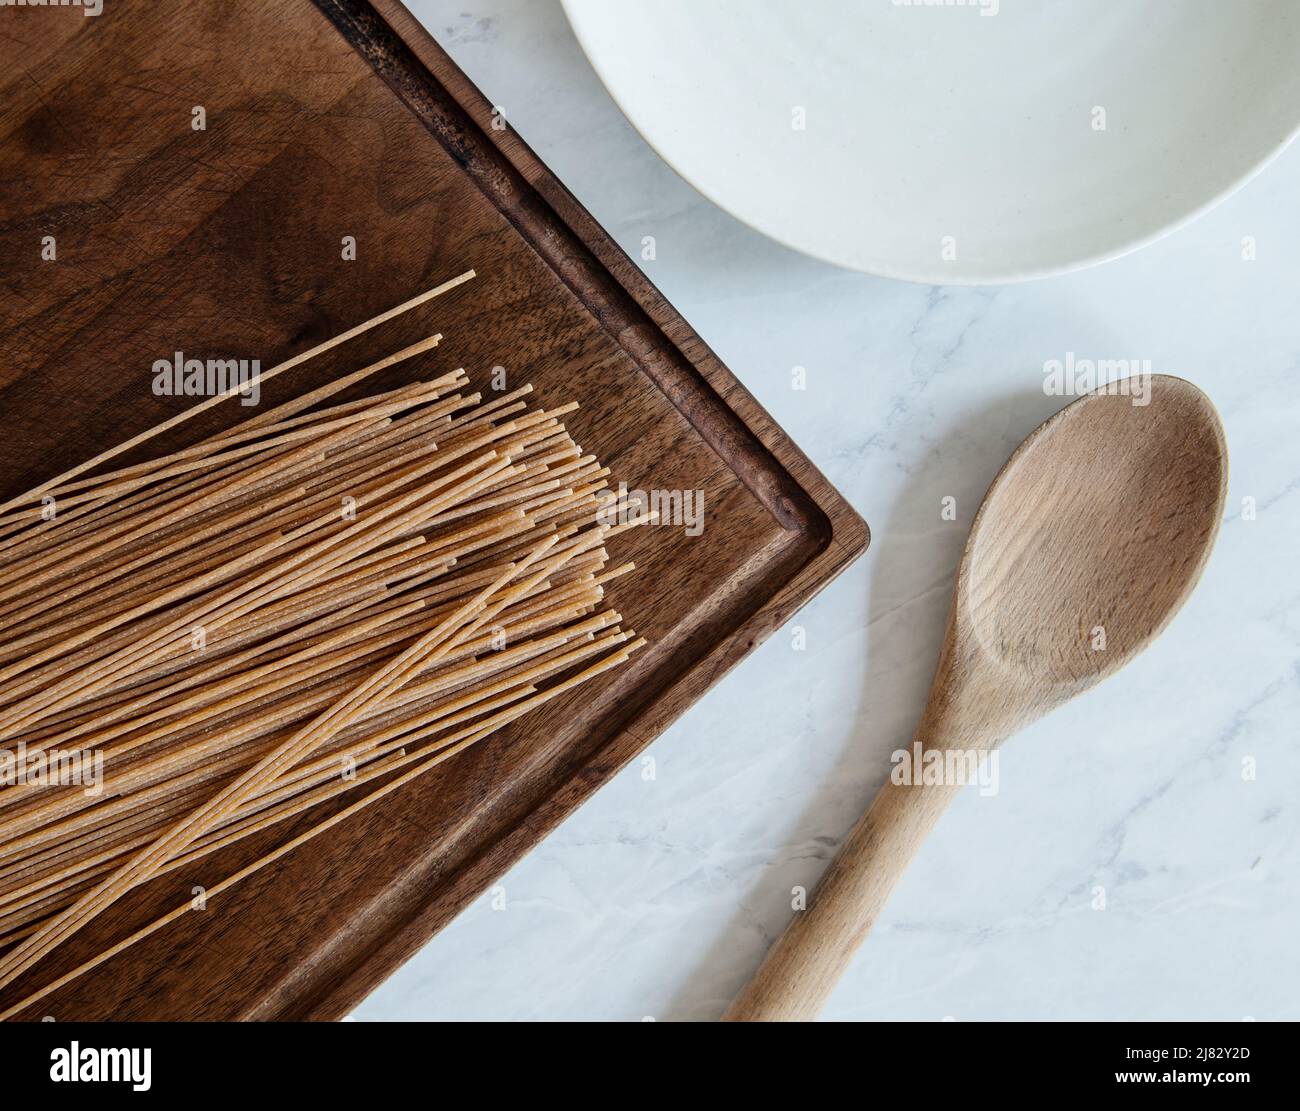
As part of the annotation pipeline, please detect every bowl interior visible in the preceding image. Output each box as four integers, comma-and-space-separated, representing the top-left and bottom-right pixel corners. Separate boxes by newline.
564, 0, 1300, 282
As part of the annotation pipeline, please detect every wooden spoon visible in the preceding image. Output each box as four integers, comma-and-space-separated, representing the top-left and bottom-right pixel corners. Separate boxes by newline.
724, 375, 1227, 1022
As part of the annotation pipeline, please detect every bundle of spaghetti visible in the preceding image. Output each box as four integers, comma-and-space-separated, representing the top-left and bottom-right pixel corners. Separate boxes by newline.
0, 277, 646, 1009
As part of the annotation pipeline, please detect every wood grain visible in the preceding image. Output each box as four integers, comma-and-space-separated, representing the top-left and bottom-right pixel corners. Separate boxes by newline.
725, 378, 1226, 1021
0, 0, 867, 1019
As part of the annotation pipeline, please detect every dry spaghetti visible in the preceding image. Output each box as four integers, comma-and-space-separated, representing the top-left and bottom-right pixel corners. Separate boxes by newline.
0, 271, 646, 1016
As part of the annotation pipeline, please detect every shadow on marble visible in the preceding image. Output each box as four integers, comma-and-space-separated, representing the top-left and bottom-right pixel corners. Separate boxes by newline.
666, 385, 1071, 1020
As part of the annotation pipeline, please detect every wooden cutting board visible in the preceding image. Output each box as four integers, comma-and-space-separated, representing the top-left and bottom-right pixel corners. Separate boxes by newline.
0, 0, 868, 1020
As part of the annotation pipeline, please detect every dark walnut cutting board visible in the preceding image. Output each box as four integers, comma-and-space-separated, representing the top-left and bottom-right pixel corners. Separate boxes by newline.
0, 0, 868, 1020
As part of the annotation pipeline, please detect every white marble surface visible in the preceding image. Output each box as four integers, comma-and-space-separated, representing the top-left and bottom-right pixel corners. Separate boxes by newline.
354, 0, 1300, 1021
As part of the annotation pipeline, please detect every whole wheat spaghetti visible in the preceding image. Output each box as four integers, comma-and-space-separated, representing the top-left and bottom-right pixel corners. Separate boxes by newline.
0, 271, 647, 1014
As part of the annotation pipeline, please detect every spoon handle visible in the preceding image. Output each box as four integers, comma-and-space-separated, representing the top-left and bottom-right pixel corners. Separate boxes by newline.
723, 770, 960, 1022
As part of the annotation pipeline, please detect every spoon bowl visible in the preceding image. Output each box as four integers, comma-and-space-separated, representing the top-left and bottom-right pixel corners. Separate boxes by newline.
961, 375, 1228, 701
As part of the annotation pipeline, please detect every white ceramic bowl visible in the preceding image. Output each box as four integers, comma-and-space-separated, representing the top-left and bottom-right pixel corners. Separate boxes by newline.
562, 0, 1300, 283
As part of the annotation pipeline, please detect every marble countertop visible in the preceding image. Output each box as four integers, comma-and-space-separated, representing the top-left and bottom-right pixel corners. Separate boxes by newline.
354, 0, 1300, 1022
